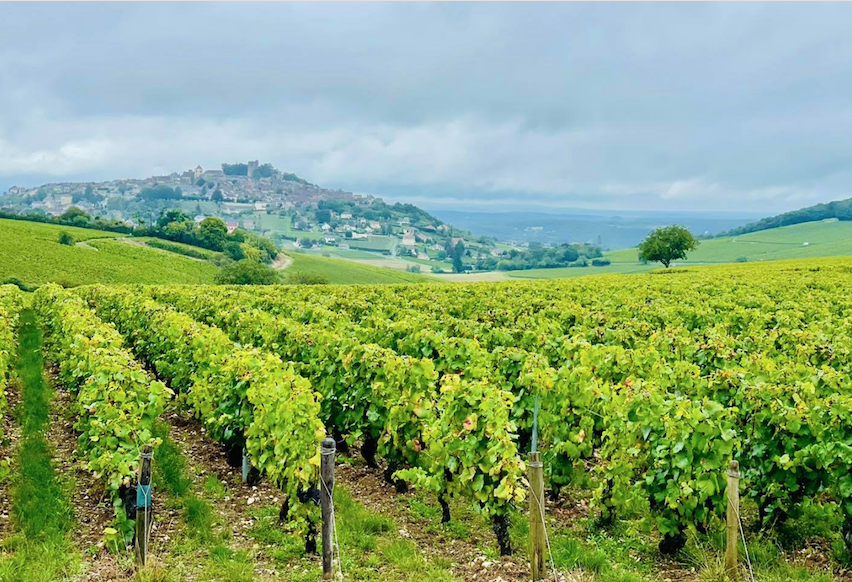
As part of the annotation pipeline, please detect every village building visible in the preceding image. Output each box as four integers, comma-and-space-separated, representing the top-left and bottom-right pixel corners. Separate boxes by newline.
401, 228, 416, 247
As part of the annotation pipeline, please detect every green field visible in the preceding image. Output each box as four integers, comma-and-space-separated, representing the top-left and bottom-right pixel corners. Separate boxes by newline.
138, 237, 223, 260
508, 219, 852, 280
608, 218, 852, 264
347, 235, 394, 251
0, 219, 218, 287
507, 262, 656, 280
284, 251, 434, 284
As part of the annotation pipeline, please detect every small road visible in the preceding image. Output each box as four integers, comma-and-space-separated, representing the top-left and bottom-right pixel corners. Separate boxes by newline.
271, 253, 293, 271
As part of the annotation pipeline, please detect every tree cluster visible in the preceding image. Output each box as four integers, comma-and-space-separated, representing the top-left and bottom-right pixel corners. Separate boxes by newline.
443, 240, 467, 273
139, 185, 183, 201
474, 242, 601, 272
149, 209, 276, 263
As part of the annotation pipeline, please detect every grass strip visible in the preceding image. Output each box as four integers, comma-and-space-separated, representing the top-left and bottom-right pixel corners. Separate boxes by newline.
0, 310, 78, 581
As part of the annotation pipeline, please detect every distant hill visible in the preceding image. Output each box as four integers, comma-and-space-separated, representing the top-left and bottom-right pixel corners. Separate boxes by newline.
718, 197, 852, 237
431, 209, 758, 250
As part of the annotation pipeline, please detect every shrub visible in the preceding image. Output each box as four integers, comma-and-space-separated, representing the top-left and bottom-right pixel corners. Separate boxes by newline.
591, 259, 611, 267
223, 242, 246, 262
58, 232, 74, 246
736, 256, 748, 263
214, 260, 278, 285
407, 265, 421, 273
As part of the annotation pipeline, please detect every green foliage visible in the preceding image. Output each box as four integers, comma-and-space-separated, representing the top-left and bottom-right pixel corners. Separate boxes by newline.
397, 375, 525, 516
721, 196, 852, 237
284, 252, 432, 285
144, 238, 219, 261
198, 217, 228, 251
34, 286, 171, 540
1, 310, 81, 581
0, 286, 22, 440
284, 271, 329, 285
148, 286, 525, 529
479, 242, 601, 272
315, 209, 332, 224
139, 184, 182, 201
452, 241, 465, 273
0, 219, 217, 287
637, 224, 699, 268
223, 241, 246, 261
214, 259, 278, 285
81, 286, 325, 537
222, 162, 248, 176
57, 231, 74, 246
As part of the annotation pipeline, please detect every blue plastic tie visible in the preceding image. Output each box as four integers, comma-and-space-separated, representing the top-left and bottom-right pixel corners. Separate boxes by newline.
137, 484, 152, 509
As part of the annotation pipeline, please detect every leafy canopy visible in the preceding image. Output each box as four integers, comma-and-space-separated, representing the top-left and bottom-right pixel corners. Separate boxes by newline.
214, 259, 278, 285
638, 225, 698, 268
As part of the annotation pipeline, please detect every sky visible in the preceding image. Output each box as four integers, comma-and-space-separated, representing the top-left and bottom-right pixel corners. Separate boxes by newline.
1, 2, 852, 214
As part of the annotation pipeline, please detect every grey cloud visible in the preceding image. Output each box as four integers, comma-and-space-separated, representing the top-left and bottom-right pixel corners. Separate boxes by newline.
2, 2, 852, 212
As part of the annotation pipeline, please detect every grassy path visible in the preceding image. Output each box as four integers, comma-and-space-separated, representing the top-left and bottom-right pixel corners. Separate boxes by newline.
0, 310, 79, 581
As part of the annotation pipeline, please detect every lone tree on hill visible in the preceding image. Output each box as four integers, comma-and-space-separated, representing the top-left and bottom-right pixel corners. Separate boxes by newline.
452, 240, 466, 273
638, 225, 698, 268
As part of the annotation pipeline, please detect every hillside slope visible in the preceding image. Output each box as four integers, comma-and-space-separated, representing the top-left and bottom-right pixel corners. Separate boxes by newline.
0, 219, 219, 287
283, 252, 435, 285
718, 196, 852, 237
608, 218, 852, 265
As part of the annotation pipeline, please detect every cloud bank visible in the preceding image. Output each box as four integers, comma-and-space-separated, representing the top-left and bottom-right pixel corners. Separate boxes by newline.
2, 3, 851, 212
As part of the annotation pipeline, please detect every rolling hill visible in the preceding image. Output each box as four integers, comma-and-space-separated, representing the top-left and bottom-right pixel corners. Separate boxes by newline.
283, 252, 434, 285
718, 196, 852, 237
0, 219, 219, 287
478, 218, 852, 281
608, 218, 852, 265
0, 218, 434, 287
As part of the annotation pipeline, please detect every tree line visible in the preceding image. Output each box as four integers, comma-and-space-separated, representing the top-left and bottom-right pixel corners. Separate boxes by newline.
474, 242, 603, 272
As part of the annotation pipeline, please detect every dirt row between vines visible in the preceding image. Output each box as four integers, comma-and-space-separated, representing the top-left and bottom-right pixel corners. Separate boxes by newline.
165, 409, 530, 581
38, 383, 848, 582
0, 384, 22, 541
47, 375, 133, 581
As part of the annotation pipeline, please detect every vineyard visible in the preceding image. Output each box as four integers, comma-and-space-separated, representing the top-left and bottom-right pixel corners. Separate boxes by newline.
2, 258, 852, 581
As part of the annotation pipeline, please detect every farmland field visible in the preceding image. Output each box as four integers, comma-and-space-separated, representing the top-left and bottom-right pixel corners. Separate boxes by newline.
284, 251, 433, 284
608, 218, 852, 265
0, 219, 219, 287
1, 257, 852, 581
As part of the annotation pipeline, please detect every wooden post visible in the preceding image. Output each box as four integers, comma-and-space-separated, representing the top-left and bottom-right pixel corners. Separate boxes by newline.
528, 451, 545, 581
135, 445, 154, 566
242, 447, 249, 483
321, 437, 336, 580
726, 460, 740, 579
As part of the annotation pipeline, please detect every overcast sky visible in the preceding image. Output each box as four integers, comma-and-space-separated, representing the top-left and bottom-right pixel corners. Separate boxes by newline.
1, 3, 851, 213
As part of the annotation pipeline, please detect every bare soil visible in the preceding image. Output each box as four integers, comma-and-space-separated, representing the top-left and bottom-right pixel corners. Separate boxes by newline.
336, 455, 529, 582
271, 253, 293, 271
0, 382, 22, 542
46, 374, 129, 581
